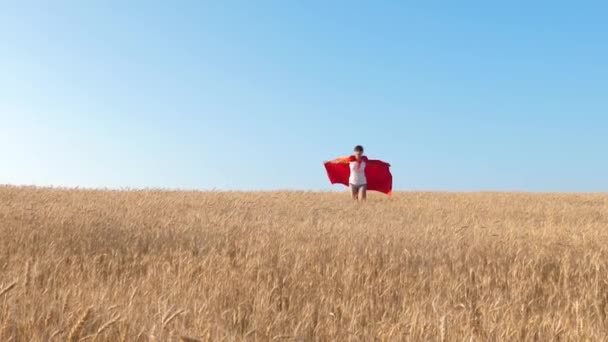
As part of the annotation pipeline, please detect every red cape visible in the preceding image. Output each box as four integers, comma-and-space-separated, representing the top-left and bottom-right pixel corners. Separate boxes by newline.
324, 156, 392, 195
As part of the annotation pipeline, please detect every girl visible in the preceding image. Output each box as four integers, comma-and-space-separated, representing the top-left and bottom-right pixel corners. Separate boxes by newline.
329, 145, 369, 201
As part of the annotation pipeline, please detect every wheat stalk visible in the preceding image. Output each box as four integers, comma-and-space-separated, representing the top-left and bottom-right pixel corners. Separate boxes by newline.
162, 309, 185, 329
120, 324, 129, 342
68, 307, 93, 342
94, 315, 121, 341
0, 281, 17, 297
439, 315, 447, 342
63, 291, 71, 313
128, 286, 139, 308
49, 329, 63, 340
180, 336, 202, 342
24, 260, 31, 293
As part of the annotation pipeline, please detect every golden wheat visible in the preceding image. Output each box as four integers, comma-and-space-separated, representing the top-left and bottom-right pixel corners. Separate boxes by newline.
0, 281, 17, 297
23, 260, 31, 294
94, 314, 121, 340
1, 186, 608, 341
69, 307, 93, 342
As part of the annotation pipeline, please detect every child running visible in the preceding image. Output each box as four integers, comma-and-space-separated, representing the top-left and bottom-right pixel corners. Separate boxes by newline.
327, 145, 370, 201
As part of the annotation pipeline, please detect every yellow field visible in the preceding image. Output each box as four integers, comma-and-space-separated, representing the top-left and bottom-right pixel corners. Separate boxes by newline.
1, 186, 608, 341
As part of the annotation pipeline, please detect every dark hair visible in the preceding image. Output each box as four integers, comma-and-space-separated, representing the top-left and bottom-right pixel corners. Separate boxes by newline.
354, 145, 364, 152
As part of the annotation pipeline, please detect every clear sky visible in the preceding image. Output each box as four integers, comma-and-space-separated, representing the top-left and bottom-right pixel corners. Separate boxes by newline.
1, 1, 607, 191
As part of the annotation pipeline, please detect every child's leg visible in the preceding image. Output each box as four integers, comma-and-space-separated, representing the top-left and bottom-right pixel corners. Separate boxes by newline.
359, 185, 367, 201
350, 185, 359, 200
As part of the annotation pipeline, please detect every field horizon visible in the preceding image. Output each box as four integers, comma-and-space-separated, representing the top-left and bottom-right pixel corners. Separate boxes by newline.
1, 186, 608, 341
4, 184, 606, 195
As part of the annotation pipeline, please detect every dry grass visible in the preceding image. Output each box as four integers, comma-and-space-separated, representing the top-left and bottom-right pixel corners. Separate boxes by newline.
1, 185, 608, 341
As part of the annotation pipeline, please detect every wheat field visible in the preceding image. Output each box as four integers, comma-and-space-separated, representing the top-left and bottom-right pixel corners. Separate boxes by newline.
1, 186, 608, 341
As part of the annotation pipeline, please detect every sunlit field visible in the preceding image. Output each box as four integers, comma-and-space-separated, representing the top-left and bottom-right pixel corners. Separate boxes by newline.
1, 186, 607, 341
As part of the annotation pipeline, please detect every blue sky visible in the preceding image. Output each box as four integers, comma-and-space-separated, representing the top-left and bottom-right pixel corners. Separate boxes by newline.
1, 1, 607, 191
